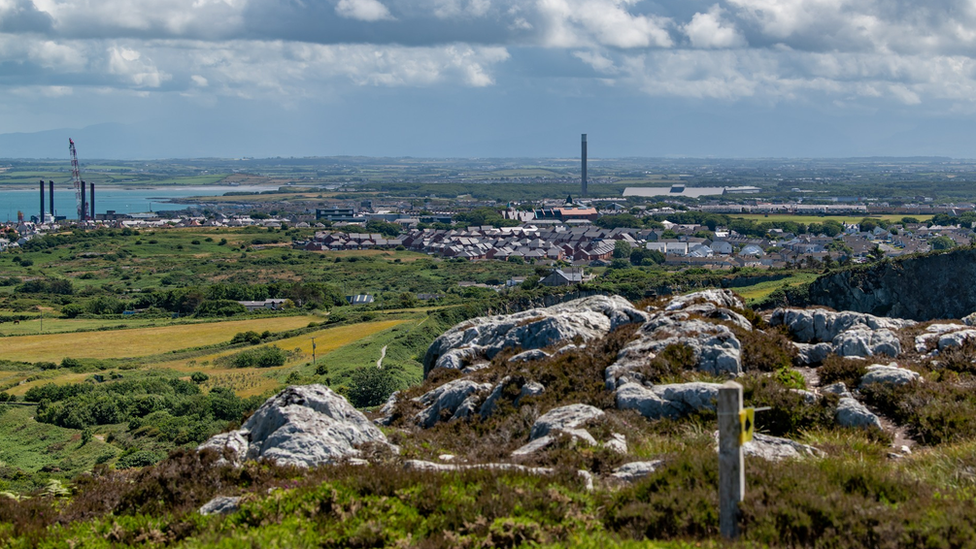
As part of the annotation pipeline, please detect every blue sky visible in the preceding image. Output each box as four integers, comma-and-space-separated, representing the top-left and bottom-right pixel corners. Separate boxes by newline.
3, 0, 976, 159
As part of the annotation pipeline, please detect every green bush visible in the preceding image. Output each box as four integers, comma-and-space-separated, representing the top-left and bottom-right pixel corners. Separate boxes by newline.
227, 345, 288, 368
348, 367, 403, 408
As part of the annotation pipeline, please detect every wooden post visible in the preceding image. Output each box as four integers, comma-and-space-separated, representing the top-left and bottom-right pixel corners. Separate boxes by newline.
718, 381, 744, 540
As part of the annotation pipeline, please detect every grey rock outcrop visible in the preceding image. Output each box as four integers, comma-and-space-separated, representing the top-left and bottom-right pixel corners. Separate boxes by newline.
414, 379, 491, 428
793, 342, 834, 365
479, 378, 545, 418
616, 381, 722, 419
508, 349, 550, 363
822, 382, 853, 399
530, 404, 605, 440
199, 385, 394, 468
666, 289, 744, 312
423, 295, 647, 377
770, 308, 914, 344
742, 433, 823, 460
608, 315, 741, 388
199, 496, 241, 516
836, 397, 882, 429
611, 460, 665, 482
832, 326, 901, 358
859, 364, 921, 388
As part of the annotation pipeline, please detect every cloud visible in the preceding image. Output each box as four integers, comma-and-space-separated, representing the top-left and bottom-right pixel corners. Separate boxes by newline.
683, 5, 746, 48
335, 0, 395, 22
0, 0, 53, 32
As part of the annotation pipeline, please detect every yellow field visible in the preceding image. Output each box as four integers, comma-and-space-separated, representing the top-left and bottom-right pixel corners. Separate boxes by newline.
4, 319, 410, 397
0, 316, 321, 363
158, 319, 408, 372
731, 214, 933, 224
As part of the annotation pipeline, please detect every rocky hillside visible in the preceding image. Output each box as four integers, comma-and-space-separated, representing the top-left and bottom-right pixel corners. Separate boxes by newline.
804, 247, 976, 320
8, 290, 976, 547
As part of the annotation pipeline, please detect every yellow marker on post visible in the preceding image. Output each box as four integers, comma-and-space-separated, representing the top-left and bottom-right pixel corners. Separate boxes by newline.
739, 407, 755, 445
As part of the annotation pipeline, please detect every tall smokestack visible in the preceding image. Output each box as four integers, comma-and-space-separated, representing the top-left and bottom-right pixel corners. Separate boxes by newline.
40, 180, 45, 223
90, 184, 95, 220
80, 181, 86, 221
581, 133, 588, 198
49, 181, 54, 217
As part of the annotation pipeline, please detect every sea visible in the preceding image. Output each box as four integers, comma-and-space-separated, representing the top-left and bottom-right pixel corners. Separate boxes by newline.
0, 185, 278, 221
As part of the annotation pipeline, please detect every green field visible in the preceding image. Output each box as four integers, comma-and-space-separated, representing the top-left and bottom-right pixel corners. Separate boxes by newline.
733, 272, 821, 304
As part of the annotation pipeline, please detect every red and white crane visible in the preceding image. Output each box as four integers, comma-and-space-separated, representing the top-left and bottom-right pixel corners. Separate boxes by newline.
68, 138, 84, 220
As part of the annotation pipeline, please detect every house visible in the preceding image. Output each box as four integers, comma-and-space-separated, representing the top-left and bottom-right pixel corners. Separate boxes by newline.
237, 299, 288, 312
540, 269, 584, 287
346, 294, 375, 305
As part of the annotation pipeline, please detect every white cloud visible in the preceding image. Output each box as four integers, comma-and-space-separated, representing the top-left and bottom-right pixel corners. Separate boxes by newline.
336, 0, 395, 22
106, 45, 169, 88
683, 5, 746, 48
573, 50, 617, 73
536, 0, 673, 48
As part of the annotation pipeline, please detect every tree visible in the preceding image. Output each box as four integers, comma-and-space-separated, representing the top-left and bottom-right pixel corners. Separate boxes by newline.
612, 240, 633, 259
348, 367, 402, 408
931, 236, 956, 250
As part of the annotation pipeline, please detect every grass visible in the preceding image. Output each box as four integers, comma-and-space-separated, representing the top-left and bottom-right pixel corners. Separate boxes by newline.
0, 406, 116, 477
0, 315, 321, 363
734, 272, 821, 304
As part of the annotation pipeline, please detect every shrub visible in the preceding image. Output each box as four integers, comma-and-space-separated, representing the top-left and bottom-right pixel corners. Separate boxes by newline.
736, 327, 796, 372
819, 356, 867, 388
230, 331, 262, 345
194, 300, 247, 318
226, 346, 288, 368
190, 372, 209, 384
348, 367, 402, 408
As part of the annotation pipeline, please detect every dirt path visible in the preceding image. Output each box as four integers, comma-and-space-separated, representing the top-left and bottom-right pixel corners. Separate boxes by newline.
377, 345, 388, 369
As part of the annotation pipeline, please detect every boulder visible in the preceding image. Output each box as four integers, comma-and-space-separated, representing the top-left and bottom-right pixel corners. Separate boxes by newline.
677, 301, 753, 332
530, 404, 604, 440
821, 382, 853, 399
832, 326, 901, 358
508, 349, 550, 363
609, 315, 741, 387
511, 430, 597, 457
770, 308, 914, 343
937, 329, 976, 351
835, 397, 882, 429
373, 391, 400, 426
793, 342, 834, 365
479, 378, 545, 418
616, 381, 722, 419
604, 433, 628, 454
199, 496, 241, 516
199, 385, 394, 468
611, 460, 665, 482
423, 295, 647, 377
414, 379, 491, 428
859, 364, 921, 388
742, 433, 823, 460
964, 312, 976, 326
198, 430, 248, 465
914, 324, 967, 353
666, 289, 744, 312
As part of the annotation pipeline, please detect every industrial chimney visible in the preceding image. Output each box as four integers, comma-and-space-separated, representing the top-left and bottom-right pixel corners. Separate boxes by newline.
39, 180, 45, 223
581, 134, 588, 198
49, 181, 54, 218
90, 184, 94, 220
80, 181, 86, 221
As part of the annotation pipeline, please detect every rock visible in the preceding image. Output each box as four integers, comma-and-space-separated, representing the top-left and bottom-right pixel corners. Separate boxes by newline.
199, 496, 241, 516
611, 460, 665, 482
451, 395, 480, 421
518, 381, 545, 404
508, 349, 550, 363
530, 404, 605, 440
199, 385, 395, 468
914, 324, 967, 352
198, 430, 248, 465
832, 326, 901, 358
414, 379, 491, 428
423, 295, 647, 377
680, 301, 753, 332
666, 289, 744, 312
964, 313, 976, 326
373, 391, 399, 426
770, 308, 914, 344
511, 429, 597, 457
822, 382, 853, 399
402, 459, 595, 489
479, 378, 545, 419
609, 315, 742, 386
835, 397, 882, 429
743, 433, 823, 460
604, 433, 628, 454
555, 344, 579, 355
859, 364, 921, 389
616, 381, 722, 419
793, 342, 834, 365
790, 389, 819, 404
937, 329, 976, 351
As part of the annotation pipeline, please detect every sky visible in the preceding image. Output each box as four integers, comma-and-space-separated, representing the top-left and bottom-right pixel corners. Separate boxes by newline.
4, 0, 976, 159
